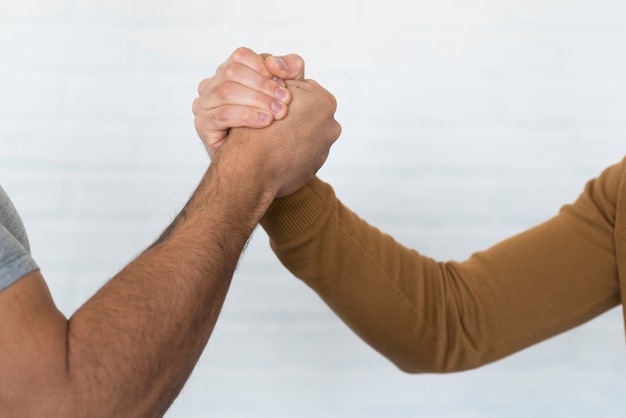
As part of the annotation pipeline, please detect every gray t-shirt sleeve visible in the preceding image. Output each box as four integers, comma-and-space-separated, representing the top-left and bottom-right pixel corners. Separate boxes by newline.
0, 186, 39, 292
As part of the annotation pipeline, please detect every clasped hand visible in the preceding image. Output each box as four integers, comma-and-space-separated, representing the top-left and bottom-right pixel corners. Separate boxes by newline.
192, 47, 341, 197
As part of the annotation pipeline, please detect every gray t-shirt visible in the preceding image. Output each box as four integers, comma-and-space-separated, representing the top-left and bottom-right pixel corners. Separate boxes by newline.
0, 185, 39, 292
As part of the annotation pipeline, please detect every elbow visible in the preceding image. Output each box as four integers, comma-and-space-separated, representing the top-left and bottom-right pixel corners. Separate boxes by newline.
381, 338, 496, 375
392, 354, 489, 375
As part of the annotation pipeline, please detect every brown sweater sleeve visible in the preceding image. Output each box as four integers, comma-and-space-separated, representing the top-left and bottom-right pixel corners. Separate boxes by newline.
261, 161, 623, 373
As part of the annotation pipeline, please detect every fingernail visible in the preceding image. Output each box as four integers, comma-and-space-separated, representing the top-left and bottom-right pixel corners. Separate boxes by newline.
275, 87, 289, 101
273, 76, 286, 87
273, 57, 287, 71
271, 101, 284, 115
258, 111, 271, 123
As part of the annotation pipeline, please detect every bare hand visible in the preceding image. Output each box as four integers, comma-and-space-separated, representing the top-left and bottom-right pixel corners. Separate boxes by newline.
192, 47, 305, 157
217, 79, 341, 198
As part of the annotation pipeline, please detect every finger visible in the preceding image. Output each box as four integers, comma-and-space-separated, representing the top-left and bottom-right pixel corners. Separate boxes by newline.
285, 79, 337, 112
205, 62, 292, 105
198, 80, 288, 119
223, 48, 292, 101
195, 103, 277, 159
199, 104, 276, 134
265, 54, 305, 80
227, 47, 272, 78
197, 131, 226, 160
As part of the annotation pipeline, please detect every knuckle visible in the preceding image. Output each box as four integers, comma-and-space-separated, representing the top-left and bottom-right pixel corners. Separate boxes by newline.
212, 106, 249, 128
213, 81, 234, 100
232, 46, 252, 61
210, 106, 228, 125
237, 109, 256, 126
191, 97, 200, 115
259, 77, 277, 95
197, 78, 211, 95
199, 108, 222, 131
334, 121, 342, 138
221, 62, 240, 80
249, 90, 274, 112
327, 93, 338, 111
325, 121, 341, 143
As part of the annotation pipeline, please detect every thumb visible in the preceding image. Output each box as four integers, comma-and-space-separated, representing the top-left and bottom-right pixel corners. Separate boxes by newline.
265, 54, 305, 80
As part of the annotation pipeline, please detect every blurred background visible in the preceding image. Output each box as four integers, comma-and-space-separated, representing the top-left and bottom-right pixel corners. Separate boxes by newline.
1, 0, 626, 416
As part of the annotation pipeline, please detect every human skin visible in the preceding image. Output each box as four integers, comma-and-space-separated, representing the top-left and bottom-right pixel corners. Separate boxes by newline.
0, 59, 340, 417
194, 47, 624, 375
193, 47, 307, 160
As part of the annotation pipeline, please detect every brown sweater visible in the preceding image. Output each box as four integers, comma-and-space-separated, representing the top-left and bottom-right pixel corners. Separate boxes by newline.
261, 158, 625, 373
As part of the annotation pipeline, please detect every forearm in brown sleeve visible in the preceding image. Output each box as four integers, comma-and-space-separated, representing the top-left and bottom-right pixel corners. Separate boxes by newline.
261, 165, 622, 373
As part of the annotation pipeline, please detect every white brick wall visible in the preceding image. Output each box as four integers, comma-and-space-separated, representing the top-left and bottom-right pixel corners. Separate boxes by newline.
2, 1, 626, 416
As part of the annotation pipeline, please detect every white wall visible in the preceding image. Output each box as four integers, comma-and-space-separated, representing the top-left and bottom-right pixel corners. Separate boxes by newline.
1, 1, 626, 416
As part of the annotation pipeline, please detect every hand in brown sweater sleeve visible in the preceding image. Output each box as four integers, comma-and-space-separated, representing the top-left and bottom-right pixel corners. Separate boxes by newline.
261, 160, 623, 373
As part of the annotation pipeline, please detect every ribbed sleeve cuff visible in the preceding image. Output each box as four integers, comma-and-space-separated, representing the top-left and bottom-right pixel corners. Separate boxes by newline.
261, 177, 333, 244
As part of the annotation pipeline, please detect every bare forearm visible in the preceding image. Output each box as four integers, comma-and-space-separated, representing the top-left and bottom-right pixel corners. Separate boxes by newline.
64, 156, 275, 416
1, 69, 340, 415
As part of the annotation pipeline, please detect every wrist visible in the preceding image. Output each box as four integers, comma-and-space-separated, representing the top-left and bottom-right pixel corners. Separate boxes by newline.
217, 127, 283, 196
261, 177, 330, 244
210, 129, 281, 209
